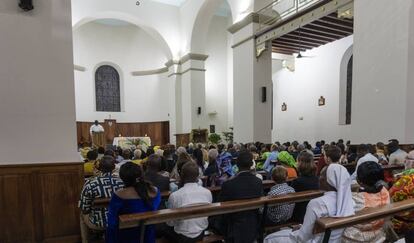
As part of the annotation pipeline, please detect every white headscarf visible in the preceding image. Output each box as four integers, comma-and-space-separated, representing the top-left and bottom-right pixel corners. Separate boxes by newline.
323, 163, 355, 217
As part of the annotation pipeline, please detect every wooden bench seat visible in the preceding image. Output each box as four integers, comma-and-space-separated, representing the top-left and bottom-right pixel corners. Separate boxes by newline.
314, 198, 414, 243
119, 190, 324, 242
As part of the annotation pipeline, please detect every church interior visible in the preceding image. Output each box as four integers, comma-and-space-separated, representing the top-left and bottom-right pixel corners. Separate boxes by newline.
2, 0, 414, 242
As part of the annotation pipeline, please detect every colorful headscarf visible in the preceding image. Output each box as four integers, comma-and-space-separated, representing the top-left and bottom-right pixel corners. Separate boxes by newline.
277, 151, 297, 168
217, 151, 234, 177
389, 172, 414, 233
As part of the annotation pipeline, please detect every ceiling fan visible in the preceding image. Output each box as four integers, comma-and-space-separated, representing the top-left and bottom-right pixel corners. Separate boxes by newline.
294, 2, 314, 59
295, 28, 315, 59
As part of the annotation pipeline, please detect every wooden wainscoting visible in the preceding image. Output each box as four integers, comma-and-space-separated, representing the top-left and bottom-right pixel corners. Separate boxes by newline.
77, 120, 170, 146
0, 162, 83, 243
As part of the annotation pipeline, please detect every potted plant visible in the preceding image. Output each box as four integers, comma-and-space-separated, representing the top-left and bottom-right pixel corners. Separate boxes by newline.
208, 133, 222, 145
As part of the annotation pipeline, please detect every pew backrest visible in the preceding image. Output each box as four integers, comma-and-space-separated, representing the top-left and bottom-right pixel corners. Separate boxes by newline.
314, 198, 414, 243
92, 180, 276, 208
119, 190, 324, 229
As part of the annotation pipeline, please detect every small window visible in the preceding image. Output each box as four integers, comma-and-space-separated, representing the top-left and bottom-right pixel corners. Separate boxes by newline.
95, 65, 121, 112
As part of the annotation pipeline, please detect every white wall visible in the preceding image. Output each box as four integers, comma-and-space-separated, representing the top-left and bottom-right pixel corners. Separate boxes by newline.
353, 0, 414, 144
73, 22, 170, 123
205, 15, 231, 134
0, 0, 79, 164
272, 36, 353, 144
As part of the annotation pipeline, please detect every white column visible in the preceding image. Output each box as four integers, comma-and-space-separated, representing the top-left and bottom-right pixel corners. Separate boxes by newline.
0, 0, 79, 164
166, 62, 180, 144
179, 54, 208, 133
231, 23, 273, 143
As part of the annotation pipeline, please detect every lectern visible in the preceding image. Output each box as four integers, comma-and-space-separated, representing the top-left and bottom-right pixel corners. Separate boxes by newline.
92, 131, 105, 148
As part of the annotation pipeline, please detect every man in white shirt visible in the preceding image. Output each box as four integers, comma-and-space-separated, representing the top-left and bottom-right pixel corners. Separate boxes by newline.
89, 120, 104, 135
166, 161, 212, 242
351, 144, 379, 180
388, 140, 407, 165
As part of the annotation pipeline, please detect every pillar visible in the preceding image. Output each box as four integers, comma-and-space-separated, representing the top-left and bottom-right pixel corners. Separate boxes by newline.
230, 16, 273, 143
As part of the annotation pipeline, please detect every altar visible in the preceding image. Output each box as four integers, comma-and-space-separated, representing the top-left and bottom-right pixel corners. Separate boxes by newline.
113, 137, 151, 151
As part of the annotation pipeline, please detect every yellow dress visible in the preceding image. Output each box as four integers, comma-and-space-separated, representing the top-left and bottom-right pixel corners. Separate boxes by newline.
84, 160, 96, 174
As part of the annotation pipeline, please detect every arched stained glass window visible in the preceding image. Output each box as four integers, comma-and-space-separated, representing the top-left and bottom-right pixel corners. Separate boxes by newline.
95, 65, 121, 112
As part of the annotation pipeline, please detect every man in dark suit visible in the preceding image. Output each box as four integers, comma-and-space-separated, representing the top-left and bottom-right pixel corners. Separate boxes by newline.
218, 150, 264, 243
144, 154, 170, 192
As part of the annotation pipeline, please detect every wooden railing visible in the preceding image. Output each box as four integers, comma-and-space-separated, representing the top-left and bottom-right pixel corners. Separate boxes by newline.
314, 198, 414, 243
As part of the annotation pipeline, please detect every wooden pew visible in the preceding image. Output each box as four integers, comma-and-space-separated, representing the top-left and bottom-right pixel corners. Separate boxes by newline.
93, 180, 276, 208
119, 190, 324, 242
314, 198, 414, 243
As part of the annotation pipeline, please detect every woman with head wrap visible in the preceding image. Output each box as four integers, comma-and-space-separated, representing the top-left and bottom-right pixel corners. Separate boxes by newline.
389, 150, 414, 234
265, 163, 355, 243
342, 161, 390, 243
277, 151, 298, 179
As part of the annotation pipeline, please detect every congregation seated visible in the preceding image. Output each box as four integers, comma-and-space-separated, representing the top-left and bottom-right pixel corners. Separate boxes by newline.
265, 163, 354, 243
351, 144, 379, 180
106, 162, 161, 243
83, 150, 98, 175
217, 151, 264, 243
389, 139, 408, 166
276, 151, 298, 179
163, 162, 212, 242
79, 156, 124, 231
263, 144, 279, 174
132, 149, 143, 165
290, 151, 320, 223
265, 166, 295, 226
204, 148, 219, 187
342, 161, 390, 242
78, 138, 414, 242
144, 154, 170, 192
389, 153, 414, 234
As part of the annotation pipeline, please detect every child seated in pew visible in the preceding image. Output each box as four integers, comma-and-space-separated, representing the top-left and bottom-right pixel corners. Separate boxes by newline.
264, 163, 354, 243
342, 161, 390, 243
106, 162, 161, 243
265, 166, 295, 226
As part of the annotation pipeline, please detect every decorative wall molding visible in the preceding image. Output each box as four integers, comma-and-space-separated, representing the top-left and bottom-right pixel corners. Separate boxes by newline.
179, 53, 209, 64
228, 13, 260, 34
131, 67, 169, 76
167, 68, 206, 77
74, 64, 86, 72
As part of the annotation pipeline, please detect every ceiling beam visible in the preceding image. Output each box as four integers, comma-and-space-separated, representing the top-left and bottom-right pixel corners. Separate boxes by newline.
272, 44, 305, 53
284, 32, 333, 44
304, 23, 352, 36
310, 21, 353, 34
272, 49, 294, 55
273, 40, 316, 49
318, 17, 354, 28
276, 36, 322, 47
300, 27, 347, 39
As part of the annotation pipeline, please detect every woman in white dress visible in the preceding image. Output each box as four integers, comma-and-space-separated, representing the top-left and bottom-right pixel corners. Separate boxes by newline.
264, 163, 354, 243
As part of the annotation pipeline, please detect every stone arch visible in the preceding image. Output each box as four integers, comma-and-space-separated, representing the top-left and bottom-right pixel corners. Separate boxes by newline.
190, 0, 233, 54
73, 11, 173, 61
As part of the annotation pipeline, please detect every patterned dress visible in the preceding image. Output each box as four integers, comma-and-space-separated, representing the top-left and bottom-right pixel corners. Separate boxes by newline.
389, 171, 414, 233
342, 187, 390, 242
267, 183, 295, 224
79, 172, 124, 228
